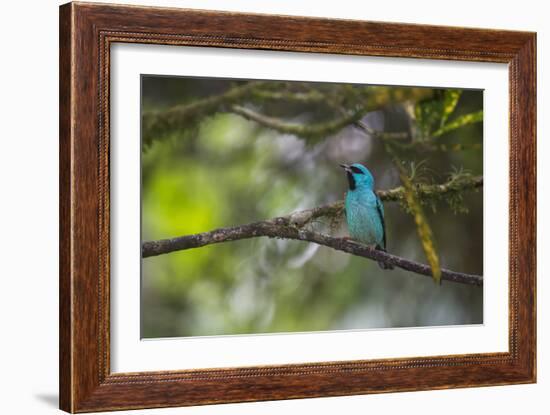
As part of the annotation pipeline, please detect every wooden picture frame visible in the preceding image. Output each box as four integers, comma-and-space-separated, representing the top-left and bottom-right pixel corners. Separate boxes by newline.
59, 2, 536, 412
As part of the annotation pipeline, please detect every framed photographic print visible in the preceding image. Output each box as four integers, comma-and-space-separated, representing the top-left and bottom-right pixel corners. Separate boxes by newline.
59, 2, 536, 412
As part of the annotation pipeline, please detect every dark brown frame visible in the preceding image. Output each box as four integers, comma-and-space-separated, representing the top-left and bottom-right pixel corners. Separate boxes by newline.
59, 2, 536, 412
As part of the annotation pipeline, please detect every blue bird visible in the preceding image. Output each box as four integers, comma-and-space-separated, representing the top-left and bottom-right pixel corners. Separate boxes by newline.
340, 163, 393, 270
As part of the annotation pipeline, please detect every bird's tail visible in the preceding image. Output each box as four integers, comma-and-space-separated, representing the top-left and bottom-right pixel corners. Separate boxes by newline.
376, 245, 394, 270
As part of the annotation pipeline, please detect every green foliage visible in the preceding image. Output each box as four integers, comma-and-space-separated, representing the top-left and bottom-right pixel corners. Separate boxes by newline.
415, 95, 444, 139
440, 89, 462, 127
432, 110, 484, 137
414, 89, 483, 140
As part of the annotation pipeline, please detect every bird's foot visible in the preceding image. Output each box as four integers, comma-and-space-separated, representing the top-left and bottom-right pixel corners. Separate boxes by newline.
375, 244, 394, 270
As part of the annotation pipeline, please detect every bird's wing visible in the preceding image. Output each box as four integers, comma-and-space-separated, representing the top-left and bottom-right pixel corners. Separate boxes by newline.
375, 195, 387, 250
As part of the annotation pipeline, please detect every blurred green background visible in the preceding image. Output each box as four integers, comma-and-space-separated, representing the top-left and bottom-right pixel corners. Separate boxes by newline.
141, 76, 483, 338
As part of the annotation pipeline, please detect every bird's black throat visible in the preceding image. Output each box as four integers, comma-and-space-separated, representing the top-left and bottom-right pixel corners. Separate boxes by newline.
346, 171, 356, 190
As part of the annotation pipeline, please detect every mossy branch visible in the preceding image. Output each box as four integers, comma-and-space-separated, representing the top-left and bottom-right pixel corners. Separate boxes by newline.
249, 89, 327, 103
285, 174, 482, 228
142, 81, 280, 145
393, 155, 442, 284
142, 85, 434, 144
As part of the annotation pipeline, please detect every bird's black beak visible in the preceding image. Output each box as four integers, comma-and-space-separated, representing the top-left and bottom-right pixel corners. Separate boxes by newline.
340, 164, 355, 190
339, 163, 351, 172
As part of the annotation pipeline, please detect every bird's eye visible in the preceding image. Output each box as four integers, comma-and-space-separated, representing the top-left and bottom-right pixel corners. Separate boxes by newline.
350, 166, 364, 174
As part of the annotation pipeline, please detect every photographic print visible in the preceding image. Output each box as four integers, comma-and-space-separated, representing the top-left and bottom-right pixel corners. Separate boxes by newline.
140, 76, 484, 339
59, 5, 536, 410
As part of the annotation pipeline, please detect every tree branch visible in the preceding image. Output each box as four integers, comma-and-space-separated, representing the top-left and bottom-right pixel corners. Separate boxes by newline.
142, 81, 280, 144
142, 177, 484, 286
250, 88, 327, 103
289, 174, 483, 226
142, 85, 434, 144
354, 120, 410, 140
230, 104, 369, 139
229, 86, 433, 140
354, 121, 482, 152
142, 218, 482, 286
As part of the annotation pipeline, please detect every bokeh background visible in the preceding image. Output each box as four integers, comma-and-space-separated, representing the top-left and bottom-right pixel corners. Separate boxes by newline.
141, 76, 483, 338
